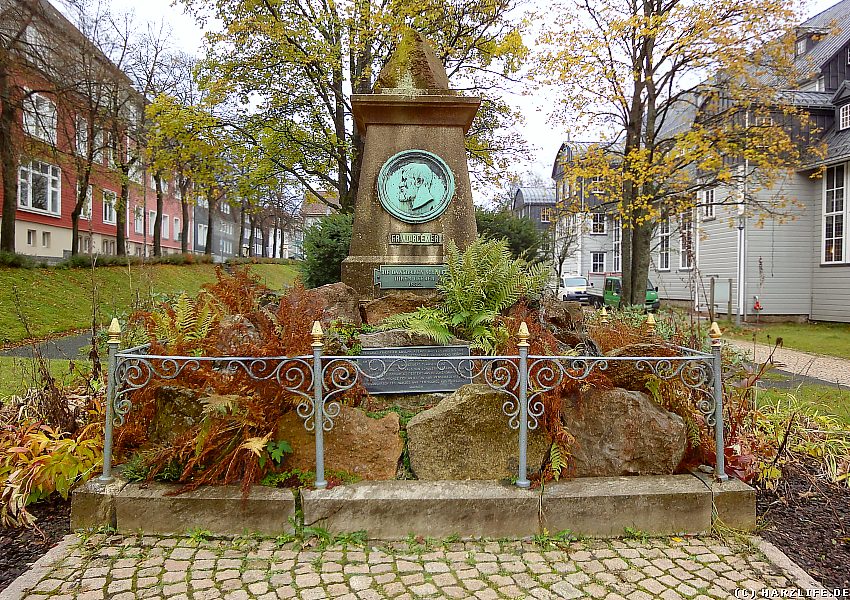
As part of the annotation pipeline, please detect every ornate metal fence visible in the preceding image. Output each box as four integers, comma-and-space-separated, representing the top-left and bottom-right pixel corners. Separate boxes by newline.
98, 319, 728, 488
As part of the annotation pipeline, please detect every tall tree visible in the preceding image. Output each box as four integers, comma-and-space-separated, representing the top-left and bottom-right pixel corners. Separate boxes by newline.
540, 0, 811, 305
179, 0, 529, 210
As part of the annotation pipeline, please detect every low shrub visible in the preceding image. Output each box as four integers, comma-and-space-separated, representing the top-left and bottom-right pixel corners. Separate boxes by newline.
0, 251, 40, 269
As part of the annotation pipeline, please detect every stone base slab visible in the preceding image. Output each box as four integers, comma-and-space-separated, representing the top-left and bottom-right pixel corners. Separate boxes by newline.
114, 483, 296, 536
691, 470, 757, 531
302, 475, 755, 539
542, 475, 712, 536
72, 474, 755, 538
302, 480, 540, 539
70, 476, 129, 530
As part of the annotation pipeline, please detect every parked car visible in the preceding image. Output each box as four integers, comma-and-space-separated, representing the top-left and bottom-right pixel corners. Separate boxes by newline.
557, 275, 590, 304
586, 274, 660, 312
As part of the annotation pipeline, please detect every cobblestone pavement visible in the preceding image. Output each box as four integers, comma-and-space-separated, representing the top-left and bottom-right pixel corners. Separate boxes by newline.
6, 534, 804, 600
725, 339, 850, 387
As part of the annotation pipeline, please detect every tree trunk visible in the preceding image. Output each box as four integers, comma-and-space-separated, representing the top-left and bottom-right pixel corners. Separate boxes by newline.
238, 202, 246, 257
117, 181, 128, 256
205, 192, 214, 256
248, 214, 256, 257
180, 180, 190, 254
153, 173, 162, 257
0, 70, 18, 253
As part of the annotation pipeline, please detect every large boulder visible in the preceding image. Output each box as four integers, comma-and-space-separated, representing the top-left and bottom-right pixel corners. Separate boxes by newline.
215, 314, 260, 355
277, 406, 403, 480
541, 297, 584, 331
604, 343, 680, 390
563, 387, 686, 476
313, 282, 362, 325
362, 292, 437, 325
406, 384, 550, 480
359, 329, 441, 348
149, 386, 205, 444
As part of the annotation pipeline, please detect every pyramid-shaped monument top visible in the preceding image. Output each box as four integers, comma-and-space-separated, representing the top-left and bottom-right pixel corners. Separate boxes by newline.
374, 31, 451, 93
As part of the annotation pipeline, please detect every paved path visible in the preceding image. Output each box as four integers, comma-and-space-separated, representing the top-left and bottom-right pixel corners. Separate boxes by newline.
725, 339, 850, 388
0, 334, 91, 361
3, 534, 816, 600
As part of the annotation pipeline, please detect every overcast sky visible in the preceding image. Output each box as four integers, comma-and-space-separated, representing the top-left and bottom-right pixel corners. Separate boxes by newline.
60, 0, 841, 198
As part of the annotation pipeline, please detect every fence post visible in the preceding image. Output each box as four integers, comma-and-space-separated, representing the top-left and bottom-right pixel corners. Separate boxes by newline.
311, 321, 327, 490
516, 321, 531, 489
98, 318, 121, 483
709, 322, 728, 482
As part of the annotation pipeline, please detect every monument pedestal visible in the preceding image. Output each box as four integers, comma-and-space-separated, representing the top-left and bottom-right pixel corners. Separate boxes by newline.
341, 33, 480, 300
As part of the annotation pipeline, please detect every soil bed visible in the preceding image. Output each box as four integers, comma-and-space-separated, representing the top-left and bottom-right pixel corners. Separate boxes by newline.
756, 461, 850, 589
0, 497, 70, 593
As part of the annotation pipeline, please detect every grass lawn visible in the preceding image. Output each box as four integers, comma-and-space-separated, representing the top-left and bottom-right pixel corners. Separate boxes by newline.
0, 356, 83, 400
757, 383, 850, 426
0, 262, 300, 345
727, 321, 850, 360
248, 262, 303, 291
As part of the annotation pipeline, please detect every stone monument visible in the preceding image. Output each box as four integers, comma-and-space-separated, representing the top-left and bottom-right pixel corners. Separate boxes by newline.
341, 31, 479, 299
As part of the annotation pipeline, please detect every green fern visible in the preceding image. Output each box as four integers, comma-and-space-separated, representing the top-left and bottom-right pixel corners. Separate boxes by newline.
150, 292, 221, 349
380, 238, 547, 353
549, 443, 567, 481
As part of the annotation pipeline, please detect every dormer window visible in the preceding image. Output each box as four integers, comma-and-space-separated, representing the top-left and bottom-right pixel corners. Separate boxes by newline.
797, 38, 807, 56
841, 104, 850, 130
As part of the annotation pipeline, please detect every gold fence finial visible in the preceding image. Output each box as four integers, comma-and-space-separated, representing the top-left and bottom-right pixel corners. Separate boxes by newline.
311, 321, 324, 347
709, 321, 722, 346
517, 321, 530, 347
108, 318, 121, 343
646, 312, 656, 334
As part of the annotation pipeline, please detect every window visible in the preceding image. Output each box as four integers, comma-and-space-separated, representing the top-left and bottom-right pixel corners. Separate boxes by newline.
591, 212, 606, 234
658, 217, 671, 271
92, 128, 104, 163
219, 239, 233, 255
197, 196, 208, 209
174, 217, 181, 241
18, 160, 60, 216
680, 211, 695, 270
103, 190, 117, 224
796, 38, 806, 56
219, 221, 233, 235
134, 206, 144, 234
42, 232, 50, 248
102, 239, 116, 255
76, 116, 88, 155
702, 188, 716, 220
612, 218, 621, 272
105, 133, 115, 167
162, 215, 169, 239
26, 229, 36, 246
198, 224, 208, 247
589, 176, 603, 192
841, 105, 850, 131
221, 202, 231, 215
591, 252, 606, 273
824, 164, 845, 263
23, 93, 56, 143
540, 206, 554, 223
77, 184, 92, 220
149, 211, 156, 235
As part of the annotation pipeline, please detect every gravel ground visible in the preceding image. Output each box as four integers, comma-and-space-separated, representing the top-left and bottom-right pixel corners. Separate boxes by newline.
725, 339, 850, 388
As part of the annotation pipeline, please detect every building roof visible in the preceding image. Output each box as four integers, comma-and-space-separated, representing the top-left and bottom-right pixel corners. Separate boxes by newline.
512, 187, 555, 210
795, 0, 850, 77
778, 89, 834, 108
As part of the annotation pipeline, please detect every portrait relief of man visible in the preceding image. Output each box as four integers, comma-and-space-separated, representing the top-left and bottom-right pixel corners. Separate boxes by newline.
397, 162, 438, 210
